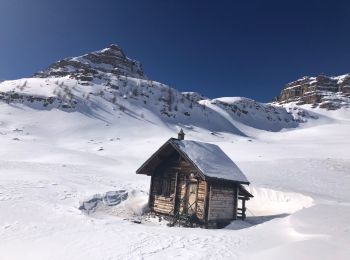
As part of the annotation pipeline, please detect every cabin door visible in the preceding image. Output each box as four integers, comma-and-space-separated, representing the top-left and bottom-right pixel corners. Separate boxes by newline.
186, 181, 197, 215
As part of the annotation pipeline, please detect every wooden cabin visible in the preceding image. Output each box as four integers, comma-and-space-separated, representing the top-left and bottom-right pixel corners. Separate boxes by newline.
136, 130, 253, 228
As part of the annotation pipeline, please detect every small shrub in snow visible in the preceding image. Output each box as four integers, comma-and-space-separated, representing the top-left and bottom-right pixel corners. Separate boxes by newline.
111, 95, 117, 104
119, 105, 126, 112
131, 88, 139, 97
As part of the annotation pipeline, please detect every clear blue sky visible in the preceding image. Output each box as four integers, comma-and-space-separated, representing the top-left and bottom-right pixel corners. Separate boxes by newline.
1, 0, 349, 101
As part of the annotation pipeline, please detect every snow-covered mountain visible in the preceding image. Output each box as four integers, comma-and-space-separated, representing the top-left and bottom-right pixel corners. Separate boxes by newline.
0, 44, 322, 135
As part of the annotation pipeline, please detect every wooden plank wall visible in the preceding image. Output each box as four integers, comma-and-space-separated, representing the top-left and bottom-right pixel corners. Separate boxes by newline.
150, 156, 208, 221
208, 183, 235, 221
196, 180, 206, 220
176, 172, 186, 214
176, 159, 206, 220
152, 195, 174, 214
151, 162, 178, 215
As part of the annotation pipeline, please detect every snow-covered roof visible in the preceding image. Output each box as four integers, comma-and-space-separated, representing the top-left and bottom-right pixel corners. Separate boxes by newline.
170, 139, 249, 183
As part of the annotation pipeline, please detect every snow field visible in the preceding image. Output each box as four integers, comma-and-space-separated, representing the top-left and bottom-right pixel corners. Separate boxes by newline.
0, 75, 350, 259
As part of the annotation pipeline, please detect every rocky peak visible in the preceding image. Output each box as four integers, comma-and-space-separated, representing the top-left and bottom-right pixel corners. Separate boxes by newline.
34, 44, 146, 80
275, 74, 350, 110
108, 43, 124, 52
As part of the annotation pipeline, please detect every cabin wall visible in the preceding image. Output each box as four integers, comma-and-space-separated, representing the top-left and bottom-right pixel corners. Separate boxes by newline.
175, 172, 186, 214
177, 159, 194, 215
149, 155, 207, 221
149, 155, 178, 215
150, 173, 176, 215
196, 180, 206, 220
176, 159, 206, 221
207, 183, 236, 222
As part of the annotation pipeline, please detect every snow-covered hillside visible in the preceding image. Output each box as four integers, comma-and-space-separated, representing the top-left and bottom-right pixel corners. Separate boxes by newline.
0, 44, 319, 136
0, 45, 350, 260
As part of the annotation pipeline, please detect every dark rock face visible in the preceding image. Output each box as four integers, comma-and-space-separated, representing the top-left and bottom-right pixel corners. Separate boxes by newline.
34, 44, 145, 80
275, 74, 350, 109
0, 91, 75, 110
181, 92, 209, 102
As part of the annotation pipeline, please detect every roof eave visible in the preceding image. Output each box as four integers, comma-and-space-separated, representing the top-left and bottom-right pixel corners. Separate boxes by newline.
135, 138, 174, 175
207, 176, 250, 185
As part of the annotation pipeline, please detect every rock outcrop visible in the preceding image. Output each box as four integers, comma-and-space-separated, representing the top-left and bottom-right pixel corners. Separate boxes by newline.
34, 44, 145, 80
275, 74, 350, 109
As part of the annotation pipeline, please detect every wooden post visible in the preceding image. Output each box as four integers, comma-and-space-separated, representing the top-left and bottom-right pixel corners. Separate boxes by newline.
148, 175, 153, 210
233, 184, 238, 220
172, 172, 179, 216
204, 182, 210, 225
194, 179, 199, 214
207, 183, 212, 222
242, 199, 246, 220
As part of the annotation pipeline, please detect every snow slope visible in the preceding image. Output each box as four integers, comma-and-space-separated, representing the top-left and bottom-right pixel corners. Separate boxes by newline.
0, 101, 349, 260
0, 44, 320, 137
0, 45, 350, 259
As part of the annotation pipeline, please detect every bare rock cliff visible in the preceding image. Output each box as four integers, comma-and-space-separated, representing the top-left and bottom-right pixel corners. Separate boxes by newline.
34, 44, 145, 80
275, 74, 350, 109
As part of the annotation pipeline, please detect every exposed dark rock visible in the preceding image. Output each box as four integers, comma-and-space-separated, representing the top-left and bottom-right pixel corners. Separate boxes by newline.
34, 44, 146, 80
0, 91, 76, 110
275, 74, 350, 110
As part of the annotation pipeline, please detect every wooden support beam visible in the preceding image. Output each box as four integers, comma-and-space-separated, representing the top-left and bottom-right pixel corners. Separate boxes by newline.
233, 184, 238, 220
148, 175, 154, 209
242, 199, 246, 220
172, 171, 179, 216
194, 179, 199, 214
205, 183, 211, 224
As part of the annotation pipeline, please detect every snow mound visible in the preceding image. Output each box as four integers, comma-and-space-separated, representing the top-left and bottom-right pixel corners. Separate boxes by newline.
246, 186, 314, 216
225, 187, 314, 230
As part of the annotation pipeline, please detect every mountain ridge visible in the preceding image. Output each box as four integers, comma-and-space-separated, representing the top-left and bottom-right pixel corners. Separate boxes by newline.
0, 44, 348, 136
